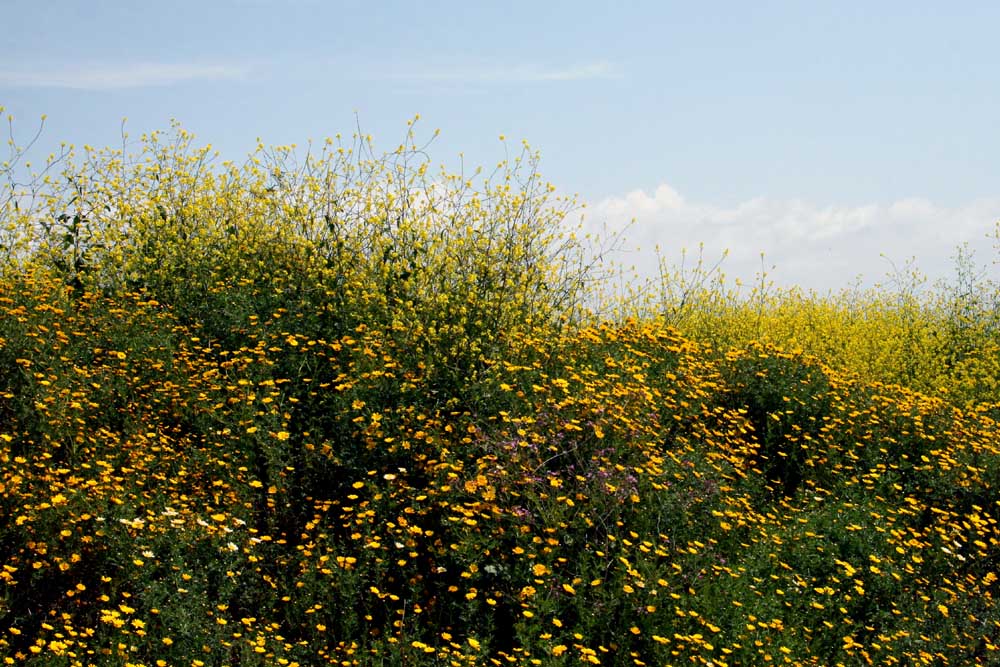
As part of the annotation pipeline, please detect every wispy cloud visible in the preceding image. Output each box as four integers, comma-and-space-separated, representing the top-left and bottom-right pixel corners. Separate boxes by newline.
373, 60, 619, 84
585, 184, 1000, 293
0, 61, 253, 90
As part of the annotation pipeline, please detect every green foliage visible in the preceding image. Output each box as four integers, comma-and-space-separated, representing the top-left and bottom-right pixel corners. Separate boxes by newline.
1, 118, 999, 665
718, 343, 833, 501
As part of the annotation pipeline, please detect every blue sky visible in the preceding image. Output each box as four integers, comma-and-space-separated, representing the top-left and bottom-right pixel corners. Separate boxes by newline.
4, 0, 999, 292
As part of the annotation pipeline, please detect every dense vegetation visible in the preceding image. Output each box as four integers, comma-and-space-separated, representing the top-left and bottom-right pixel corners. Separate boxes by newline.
2, 113, 1000, 666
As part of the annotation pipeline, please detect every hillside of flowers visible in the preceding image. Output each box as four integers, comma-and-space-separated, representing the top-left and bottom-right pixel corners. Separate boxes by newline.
2, 116, 1000, 665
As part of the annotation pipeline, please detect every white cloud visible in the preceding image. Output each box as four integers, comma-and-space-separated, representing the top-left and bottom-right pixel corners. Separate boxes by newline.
0, 62, 253, 90
583, 184, 1000, 294
375, 60, 619, 84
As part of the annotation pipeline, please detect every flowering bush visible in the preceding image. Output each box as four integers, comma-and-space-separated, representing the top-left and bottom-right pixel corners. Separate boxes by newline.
1, 115, 999, 665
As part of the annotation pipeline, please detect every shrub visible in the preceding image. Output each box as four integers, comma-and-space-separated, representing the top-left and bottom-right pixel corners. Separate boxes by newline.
2, 116, 1000, 665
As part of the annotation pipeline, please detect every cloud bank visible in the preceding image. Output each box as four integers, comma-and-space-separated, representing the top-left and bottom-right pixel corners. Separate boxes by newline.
584, 184, 1000, 294
0, 62, 252, 90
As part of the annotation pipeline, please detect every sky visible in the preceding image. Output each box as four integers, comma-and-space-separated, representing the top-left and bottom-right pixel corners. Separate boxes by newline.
3, 0, 999, 294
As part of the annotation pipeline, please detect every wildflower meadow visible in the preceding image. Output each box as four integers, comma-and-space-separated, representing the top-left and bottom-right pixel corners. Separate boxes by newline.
2, 111, 999, 665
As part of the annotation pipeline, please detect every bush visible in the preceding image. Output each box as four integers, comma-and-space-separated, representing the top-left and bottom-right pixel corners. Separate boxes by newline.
8, 119, 598, 408
2, 117, 1000, 665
